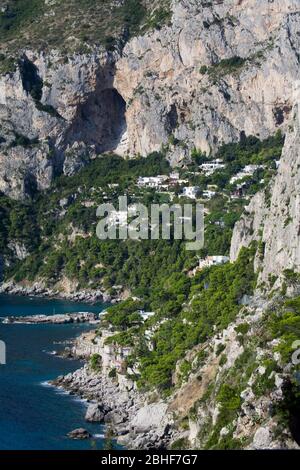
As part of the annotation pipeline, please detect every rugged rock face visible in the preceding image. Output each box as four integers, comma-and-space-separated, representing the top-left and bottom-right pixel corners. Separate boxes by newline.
85, 403, 107, 423
230, 99, 300, 290
116, 0, 300, 160
178, 296, 299, 450
54, 298, 300, 450
1, 0, 300, 198
0, 50, 124, 198
0, 278, 121, 303
53, 330, 178, 449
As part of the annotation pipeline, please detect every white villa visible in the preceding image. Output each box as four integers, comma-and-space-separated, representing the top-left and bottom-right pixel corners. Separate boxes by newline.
199, 255, 230, 269
138, 310, 156, 321
137, 175, 168, 189
137, 173, 187, 190
192, 255, 230, 275
200, 159, 225, 175
230, 165, 263, 184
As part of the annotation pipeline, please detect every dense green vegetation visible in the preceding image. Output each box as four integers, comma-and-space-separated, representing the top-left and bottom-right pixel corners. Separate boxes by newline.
207, 55, 247, 78
103, 299, 143, 331
0, 53, 16, 75
189, 131, 284, 191
201, 345, 258, 449
101, 243, 256, 393
0, 195, 39, 256
269, 297, 300, 363
0, 0, 43, 43
0, 133, 287, 399
1, 151, 196, 293
187, 132, 284, 256
217, 131, 284, 165
1, 132, 284, 288
188, 294, 300, 449
201, 45, 272, 82
133, 244, 256, 391
3, 129, 299, 447
90, 353, 102, 372
254, 297, 300, 438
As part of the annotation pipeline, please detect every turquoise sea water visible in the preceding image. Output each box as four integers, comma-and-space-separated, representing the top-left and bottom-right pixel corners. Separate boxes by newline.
0, 294, 107, 450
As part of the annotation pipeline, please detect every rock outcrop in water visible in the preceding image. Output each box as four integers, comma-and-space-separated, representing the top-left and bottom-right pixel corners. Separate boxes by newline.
67, 428, 91, 440
1, 0, 300, 198
1, 312, 99, 324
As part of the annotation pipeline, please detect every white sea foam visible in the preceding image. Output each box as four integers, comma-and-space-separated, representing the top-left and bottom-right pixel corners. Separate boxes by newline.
40, 380, 53, 388
43, 350, 57, 355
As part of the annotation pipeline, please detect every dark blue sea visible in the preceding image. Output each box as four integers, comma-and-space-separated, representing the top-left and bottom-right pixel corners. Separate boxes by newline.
0, 294, 107, 450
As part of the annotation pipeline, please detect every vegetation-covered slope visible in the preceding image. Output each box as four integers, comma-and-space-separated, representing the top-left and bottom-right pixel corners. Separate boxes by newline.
0, 133, 283, 290
0, 0, 171, 54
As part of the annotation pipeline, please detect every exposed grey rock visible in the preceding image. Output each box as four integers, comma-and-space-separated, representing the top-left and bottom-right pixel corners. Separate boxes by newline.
51, 299, 300, 451
1, 1, 300, 198
85, 403, 106, 422
130, 403, 169, 434
115, 0, 300, 161
230, 102, 300, 289
7, 242, 29, 261
252, 427, 272, 449
0, 279, 123, 303
51, 329, 176, 450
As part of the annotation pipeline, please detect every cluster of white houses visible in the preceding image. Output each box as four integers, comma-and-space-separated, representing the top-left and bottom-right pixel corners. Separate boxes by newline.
136, 161, 266, 202
137, 172, 218, 200
181, 187, 216, 199
137, 172, 187, 190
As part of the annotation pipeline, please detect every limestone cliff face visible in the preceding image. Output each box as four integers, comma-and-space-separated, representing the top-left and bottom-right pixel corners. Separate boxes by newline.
230, 100, 300, 289
0, 50, 120, 198
116, 0, 300, 160
1, 0, 300, 198
0, 0, 300, 198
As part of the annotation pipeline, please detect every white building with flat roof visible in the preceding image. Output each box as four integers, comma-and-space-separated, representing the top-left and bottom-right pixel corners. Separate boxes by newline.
137, 175, 168, 188
230, 165, 263, 184
200, 160, 225, 175
199, 255, 230, 270
138, 310, 155, 321
192, 256, 230, 275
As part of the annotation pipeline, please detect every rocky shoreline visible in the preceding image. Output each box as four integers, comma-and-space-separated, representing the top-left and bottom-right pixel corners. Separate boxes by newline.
52, 365, 177, 449
0, 280, 123, 304
0, 312, 100, 325
4, 289, 298, 450
50, 296, 300, 451
50, 329, 179, 450
0, 287, 178, 449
